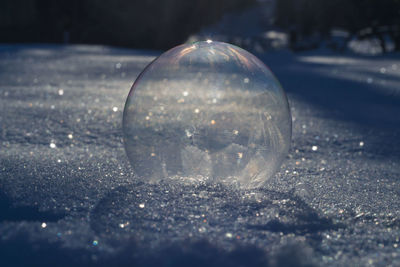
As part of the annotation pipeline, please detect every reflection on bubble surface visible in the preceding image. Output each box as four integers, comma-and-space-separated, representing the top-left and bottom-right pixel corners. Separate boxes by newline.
123, 41, 291, 188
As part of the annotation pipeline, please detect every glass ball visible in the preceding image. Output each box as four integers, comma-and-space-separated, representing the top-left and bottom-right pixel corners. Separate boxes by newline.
123, 41, 291, 188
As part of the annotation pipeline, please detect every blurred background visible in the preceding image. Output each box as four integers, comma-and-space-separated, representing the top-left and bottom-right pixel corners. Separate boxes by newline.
1, 0, 399, 54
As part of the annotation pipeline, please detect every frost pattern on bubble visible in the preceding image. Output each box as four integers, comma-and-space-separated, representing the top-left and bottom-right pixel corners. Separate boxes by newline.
123, 41, 291, 188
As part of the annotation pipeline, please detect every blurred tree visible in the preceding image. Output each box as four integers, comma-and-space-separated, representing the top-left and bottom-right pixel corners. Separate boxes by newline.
0, 0, 256, 49
275, 0, 400, 52
0, 0, 38, 42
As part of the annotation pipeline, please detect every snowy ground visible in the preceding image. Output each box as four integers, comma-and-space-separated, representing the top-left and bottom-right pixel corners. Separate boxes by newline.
1, 44, 400, 266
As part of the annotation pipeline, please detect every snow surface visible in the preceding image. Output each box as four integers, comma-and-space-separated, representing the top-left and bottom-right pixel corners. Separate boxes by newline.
1, 44, 400, 266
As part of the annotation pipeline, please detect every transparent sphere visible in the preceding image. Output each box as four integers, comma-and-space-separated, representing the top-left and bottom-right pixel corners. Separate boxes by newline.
123, 41, 291, 188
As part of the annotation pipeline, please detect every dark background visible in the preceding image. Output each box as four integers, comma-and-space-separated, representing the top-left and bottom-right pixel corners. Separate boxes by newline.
0, 0, 255, 49
275, 0, 400, 52
1, 0, 400, 51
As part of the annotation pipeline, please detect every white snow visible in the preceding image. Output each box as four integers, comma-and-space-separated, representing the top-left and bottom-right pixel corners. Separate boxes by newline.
0, 43, 399, 266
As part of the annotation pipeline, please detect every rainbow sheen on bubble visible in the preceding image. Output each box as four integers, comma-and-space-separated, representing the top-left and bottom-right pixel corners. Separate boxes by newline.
123, 41, 291, 188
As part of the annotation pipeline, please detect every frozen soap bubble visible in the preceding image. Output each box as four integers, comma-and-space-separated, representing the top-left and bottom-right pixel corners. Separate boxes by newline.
123, 41, 291, 188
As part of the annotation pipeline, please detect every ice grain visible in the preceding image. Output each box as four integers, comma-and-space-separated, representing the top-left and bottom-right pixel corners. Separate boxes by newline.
0, 44, 399, 266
